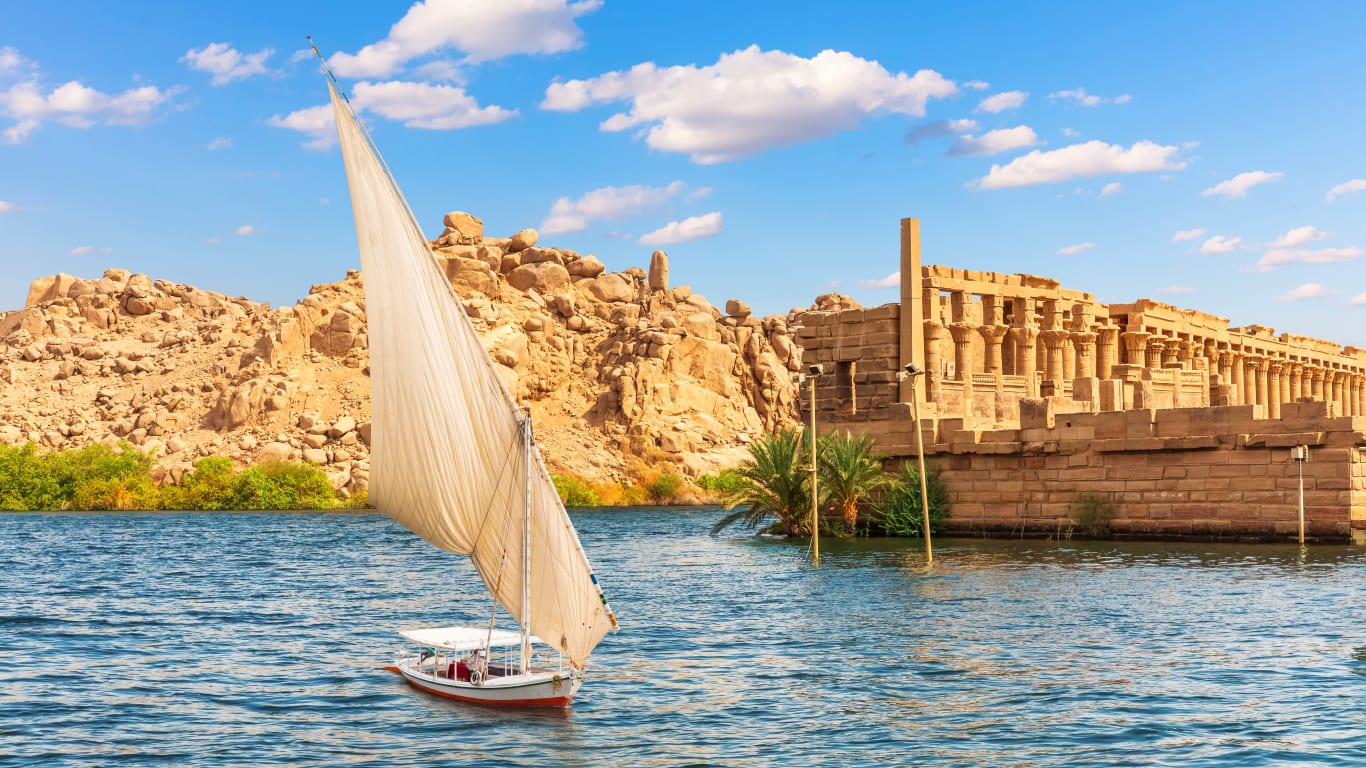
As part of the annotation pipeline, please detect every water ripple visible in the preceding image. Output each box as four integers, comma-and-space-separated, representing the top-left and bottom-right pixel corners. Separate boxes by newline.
0, 510, 1363, 766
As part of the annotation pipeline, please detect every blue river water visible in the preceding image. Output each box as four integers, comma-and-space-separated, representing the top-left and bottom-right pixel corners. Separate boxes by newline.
1, 508, 1363, 767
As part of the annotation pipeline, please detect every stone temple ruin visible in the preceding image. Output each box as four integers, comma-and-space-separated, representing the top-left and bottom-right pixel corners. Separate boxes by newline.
797, 219, 1366, 543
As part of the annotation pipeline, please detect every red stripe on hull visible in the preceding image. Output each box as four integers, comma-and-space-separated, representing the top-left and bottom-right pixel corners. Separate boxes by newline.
400, 675, 575, 708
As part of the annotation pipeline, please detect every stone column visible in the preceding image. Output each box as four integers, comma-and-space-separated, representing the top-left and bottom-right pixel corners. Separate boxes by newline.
978, 324, 1009, 375
1288, 363, 1302, 402
1146, 337, 1165, 370
1310, 367, 1326, 401
1096, 324, 1119, 380
1267, 361, 1283, 419
1353, 375, 1363, 417
1218, 350, 1234, 386
1231, 352, 1245, 405
924, 321, 948, 402
1331, 371, 1345, 413
1279, 362, 1292, 407
1162, 338, 1181, 368
1178, 340, 1196, 370
1243, 358, 1259, 406
1121, 331, 1151, 369
949, 323, 976, 382
1073, 331, 1098, 379
1040, 330, 1069, 393
1062, 339, 1076, 386
1009, 325, 1040, 397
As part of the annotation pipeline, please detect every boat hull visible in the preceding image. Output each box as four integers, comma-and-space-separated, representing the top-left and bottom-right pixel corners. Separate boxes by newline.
389, 658, 583, 708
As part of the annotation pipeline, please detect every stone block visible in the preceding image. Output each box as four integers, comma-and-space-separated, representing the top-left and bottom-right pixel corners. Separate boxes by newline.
1019, 397, 1054, 429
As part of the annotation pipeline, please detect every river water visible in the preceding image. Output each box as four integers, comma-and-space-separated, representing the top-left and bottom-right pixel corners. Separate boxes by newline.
1, 508, 1363, 767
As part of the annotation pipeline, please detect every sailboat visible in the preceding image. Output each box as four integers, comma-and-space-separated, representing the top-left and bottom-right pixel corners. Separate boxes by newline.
322, 60, 617, 707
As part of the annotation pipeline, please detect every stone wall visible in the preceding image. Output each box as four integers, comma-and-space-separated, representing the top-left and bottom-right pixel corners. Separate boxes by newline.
797, 302, 1366, 543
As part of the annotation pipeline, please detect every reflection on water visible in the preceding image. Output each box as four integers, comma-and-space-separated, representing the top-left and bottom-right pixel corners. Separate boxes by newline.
1, 509, 1363, 767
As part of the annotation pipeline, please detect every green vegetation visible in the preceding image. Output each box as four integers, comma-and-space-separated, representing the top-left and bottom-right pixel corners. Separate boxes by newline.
1071, 492, 1117, 537
712, 429, 952, 539
696, 469, 746, 495
873, 463, 950, 538
818, 431, 889, 535
710, 427, 812, 536
0, 442, 355, 511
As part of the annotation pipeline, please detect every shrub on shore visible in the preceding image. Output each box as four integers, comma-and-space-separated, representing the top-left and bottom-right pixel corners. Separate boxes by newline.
0, 442, 350, 511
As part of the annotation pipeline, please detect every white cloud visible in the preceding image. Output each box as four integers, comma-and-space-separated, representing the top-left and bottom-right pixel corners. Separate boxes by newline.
1270, 225, 1326, 250
638, 212, 723, 246
540, 180, 687, 235
206, 236, 223, 244
974, 140, 1185, 189
1061, 127, 1080, 138
329, 0, 602, 77
269, 104, 336, 150
181, 43, 275, 85
69, 245, 112, 256
0, 47, 37, 79
1157, 285, 1194, 294
1199, 235, 1241, 254
1349, 293, 1366, 306
1257, 246, 1362, 271
351, 80, 517, 129
1098, 181, 1123, 198
543, 46, 957, 164
963, 80, 989, 90
1050, 87, 1130, 107
1277, 283, 1337, 302
1058, 242, 1095, 255
975, 90, 1027, 113
905, 118, 977, 144
1172, 228, 1206, 242
206, 136, 231, 150
1200, 170, 1282, 199
412, 60, 465, 83
685, 186, 712, 202
0, 77, 179, 143
1326, 178, 1366, 202
236, 225, 254, 236
861, 271, 900, 289
0, 200, 15, 214
948, 125, 1038, 157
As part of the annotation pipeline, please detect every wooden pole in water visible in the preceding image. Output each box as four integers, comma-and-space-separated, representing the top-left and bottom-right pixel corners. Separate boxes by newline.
809, 367, 822, 565
1294, 444, 1308, 546
900, 365, 933, 565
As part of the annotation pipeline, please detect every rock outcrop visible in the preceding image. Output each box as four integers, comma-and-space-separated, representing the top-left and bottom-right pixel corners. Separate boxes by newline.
0, 212, 820, 489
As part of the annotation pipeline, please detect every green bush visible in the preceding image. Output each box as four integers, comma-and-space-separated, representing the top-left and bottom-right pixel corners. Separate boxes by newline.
552, 474, 602, 507
696, 469, 747, 495
1071, 492, 1116, 537
873, 462, 950, 538
231, 460, 337, 510
644, 472, 684, 503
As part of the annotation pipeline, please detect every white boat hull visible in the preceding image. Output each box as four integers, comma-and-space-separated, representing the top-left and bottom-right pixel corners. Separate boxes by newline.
388, 656, 583, 707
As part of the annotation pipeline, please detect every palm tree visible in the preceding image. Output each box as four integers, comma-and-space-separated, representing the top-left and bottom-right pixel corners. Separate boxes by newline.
711, 427, 811, 536
817, 430, 888, 535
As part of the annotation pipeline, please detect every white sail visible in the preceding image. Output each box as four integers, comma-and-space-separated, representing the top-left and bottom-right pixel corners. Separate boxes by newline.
327, 83, 615, 667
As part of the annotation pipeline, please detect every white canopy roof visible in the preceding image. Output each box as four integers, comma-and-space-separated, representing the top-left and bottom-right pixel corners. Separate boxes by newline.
398, 625, 545, 652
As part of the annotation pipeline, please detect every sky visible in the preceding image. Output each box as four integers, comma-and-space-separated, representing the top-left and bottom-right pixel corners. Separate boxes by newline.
3, 1, 1365, 345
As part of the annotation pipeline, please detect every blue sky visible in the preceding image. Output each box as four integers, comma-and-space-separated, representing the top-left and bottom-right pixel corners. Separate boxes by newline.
3, 1, 1365, 344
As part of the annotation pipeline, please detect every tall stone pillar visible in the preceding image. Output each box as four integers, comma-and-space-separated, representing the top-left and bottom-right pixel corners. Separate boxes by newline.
1311, 367, 1325, 401
1267, 361, 1284, 419
978, 324, 1009, 375
1178, 340, 1195, 370
1289, 363, 1302, 402
1331, 371, 1345, 414
1244, 358, 1260, 406
1353, 375, 1363, 417
898, 217, 925, 404
1010, 325, 1040, 397
1121, 331, 1151, 369
1280, 362, 1293, 407
1073, 331, 1098, 379
1218, 350, 1234, 387
1062, 341, 1076, 386
1096, 324, 1119, 380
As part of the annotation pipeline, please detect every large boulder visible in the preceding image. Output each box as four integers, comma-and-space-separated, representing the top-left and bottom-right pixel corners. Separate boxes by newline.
439, 212, 483, 246
587, 273, 633, 303
648, 251, 669, 292
507, 262, 570, 294
567, 255, 605, 279
508, 228, 539, 253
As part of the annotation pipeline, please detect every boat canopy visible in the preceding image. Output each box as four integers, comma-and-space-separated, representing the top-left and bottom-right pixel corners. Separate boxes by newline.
399, 625, 546, 652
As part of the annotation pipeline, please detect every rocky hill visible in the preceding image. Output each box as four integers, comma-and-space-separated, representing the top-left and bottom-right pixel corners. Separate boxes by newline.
0, 212, 845, 498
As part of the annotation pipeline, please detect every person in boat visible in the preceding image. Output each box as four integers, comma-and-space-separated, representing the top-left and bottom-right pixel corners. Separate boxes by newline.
458, 648, 487, 683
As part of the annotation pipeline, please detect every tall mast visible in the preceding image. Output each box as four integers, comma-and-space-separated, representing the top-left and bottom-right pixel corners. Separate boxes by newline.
520, 408, 532, 675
